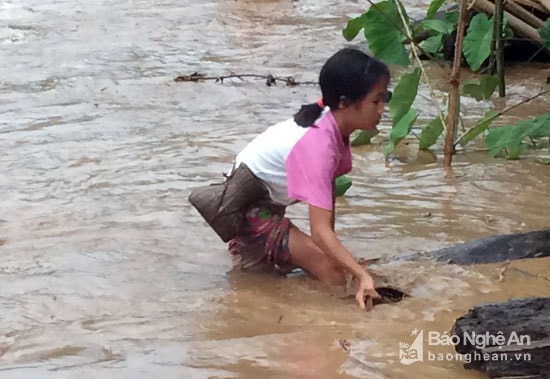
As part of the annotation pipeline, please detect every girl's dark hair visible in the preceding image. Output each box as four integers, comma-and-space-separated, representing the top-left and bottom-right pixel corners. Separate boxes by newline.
294, 48, 390, 127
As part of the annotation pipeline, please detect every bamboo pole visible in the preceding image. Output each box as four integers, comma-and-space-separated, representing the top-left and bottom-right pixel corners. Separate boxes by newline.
490, 2, 498, 75
504, 0, 546, 28
489, 34, 497, 75
514, 0, 547, 13
472, 0, 544, 42
444, 0, 469, 168
539, 0, 550, 13
495, 0, 506, 97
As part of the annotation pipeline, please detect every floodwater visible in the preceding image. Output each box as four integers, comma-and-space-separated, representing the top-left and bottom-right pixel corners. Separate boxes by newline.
1, 0, 549, 378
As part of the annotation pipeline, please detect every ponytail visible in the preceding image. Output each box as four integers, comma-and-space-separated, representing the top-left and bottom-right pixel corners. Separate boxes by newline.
293, 98, 325, 127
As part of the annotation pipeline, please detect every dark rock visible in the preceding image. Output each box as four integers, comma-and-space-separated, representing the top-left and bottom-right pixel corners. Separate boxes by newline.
451, 297, 550, 378
373, 286, 409, 305
431, 228, 550, 264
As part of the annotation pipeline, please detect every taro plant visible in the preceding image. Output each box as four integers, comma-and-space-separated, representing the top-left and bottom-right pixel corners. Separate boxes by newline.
335, 0, 550, 196
343, 0, 550, 160
484, 114, 550, 160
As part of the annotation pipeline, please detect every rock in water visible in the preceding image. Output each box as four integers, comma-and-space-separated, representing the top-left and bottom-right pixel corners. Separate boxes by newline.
451, 297, 550, 378
431, 228, 550, 264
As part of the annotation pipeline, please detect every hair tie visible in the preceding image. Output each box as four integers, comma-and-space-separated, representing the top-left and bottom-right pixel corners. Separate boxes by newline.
316, 98, 324, 108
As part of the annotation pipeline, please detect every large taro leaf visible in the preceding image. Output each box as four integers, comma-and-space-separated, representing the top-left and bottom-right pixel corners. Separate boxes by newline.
351, 129, 380, 146
343, 14, 366, 41
419, 19, 455, 35
444, 10, 459, 25
525, 114, 550, 138
334, 175, 352, 197
426, 0, 447, 20
463, 13, 493, 71
460, 75, 499, 101
539, 18, 550, 52
506, 145, 525, 160
485, 114, 550, 159
388, 67, 421, 124
419, 117, 444, 150
363, 0, 410, 66
384, 108, 419, 157
485, 125, 525, 158
420, 34, 444, 54
460, 110, 498, 146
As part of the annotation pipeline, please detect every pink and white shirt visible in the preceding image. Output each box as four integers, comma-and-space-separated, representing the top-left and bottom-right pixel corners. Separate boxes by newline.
235, 110, 352, 210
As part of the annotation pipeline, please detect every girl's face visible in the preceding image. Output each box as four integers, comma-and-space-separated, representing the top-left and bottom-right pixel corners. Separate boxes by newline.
341, 76, 389, 133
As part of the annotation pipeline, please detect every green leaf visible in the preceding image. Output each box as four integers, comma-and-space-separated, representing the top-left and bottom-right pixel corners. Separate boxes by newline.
426, 0, 446, 19
461, 110, 498, 146
385, 108, 419, 157
488, 146, 502, 157
444, 10, 459, 25
419, 118, 444, 150
363, 0, 410, 66
460, 75, 499, 101
388, 67, 421, 123
463, 13, 493, 70
351, 129, 380, 146
384, 141, 396, 157
420, 34, 444, 54
419, 19, 455, 35
542, 158, 550, 165
539, 18, 550, 52
526, 114, 550, 138
334, 175, 352, 197
485, 126, 523, 153
343, 15, 365, 41
484, 114, 550, 158
507, 146, 524, 160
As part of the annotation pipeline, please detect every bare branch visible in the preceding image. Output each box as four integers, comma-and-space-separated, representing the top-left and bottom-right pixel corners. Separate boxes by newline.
174, 72, 317, 86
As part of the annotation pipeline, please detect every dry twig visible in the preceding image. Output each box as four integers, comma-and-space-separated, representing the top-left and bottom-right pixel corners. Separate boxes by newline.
174, 72, 317, 86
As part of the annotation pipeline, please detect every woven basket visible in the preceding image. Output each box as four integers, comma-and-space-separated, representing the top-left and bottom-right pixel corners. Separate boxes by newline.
188, 164, 268, 242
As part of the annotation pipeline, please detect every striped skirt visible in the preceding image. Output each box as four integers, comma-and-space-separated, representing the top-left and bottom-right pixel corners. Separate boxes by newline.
228, 203, 294, 272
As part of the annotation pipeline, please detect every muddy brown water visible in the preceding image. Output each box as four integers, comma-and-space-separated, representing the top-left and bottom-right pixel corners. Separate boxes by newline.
1, 1, 549, 378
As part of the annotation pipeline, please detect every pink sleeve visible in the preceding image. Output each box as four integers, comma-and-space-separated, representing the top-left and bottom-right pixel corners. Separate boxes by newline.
285, 129, 336, 210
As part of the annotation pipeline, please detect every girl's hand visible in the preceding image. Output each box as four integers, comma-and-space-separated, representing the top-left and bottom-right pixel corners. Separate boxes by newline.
355, 273, 380, 310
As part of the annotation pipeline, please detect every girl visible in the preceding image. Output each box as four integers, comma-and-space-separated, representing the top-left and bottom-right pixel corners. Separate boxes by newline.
228, 48, 390, 310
